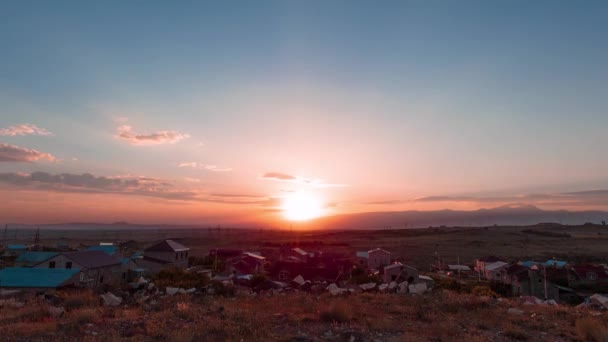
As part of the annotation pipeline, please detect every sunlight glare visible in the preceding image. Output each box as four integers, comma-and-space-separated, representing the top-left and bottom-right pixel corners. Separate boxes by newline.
282, 192, 324, 221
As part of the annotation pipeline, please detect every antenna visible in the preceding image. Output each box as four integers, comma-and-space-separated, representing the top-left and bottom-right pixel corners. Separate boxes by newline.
34, 227, 40, 245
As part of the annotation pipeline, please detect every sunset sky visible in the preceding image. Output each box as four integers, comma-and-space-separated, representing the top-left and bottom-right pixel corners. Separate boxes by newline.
1, 1, 608, 225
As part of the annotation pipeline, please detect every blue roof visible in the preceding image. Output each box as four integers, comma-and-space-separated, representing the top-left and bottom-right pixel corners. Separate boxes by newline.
121, 257, 131, 265
131, 251, 143, 259
543, 260, 568, 267
15, 251, 59, 263
519, 261, 539, 268
7, 244, 27, 250
86, 245, 118, 255
0, 268, 80, 288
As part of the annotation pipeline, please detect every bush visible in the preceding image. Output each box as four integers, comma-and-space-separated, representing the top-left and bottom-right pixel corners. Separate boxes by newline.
576, 317, 608, 342
153, 267, 210, 289
319, 301, 351, 323
471, 286, 497, 297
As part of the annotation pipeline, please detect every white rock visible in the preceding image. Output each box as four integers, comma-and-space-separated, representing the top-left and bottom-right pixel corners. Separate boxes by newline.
326, 283, 347, 296
408, 282, 427, 295
166, 287, 179, 296
360, 283, 377, 291
388, 281, 398, 290
100, 292, 122, 307
507, 308, 524, 315
293, 275, 306, 286
379, 284, 389, 292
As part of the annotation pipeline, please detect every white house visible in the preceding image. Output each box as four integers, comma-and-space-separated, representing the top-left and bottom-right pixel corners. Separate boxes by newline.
138, 240, 190, 275
367, 248, 391, 269
33, 250, 122, 288
383, 262, 418, 283
483, 261, 509, 281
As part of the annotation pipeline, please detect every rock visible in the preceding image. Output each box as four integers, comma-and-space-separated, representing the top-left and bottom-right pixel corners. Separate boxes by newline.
186, 288, 196, 294
100, 292, 122, 307
507, 308, 524, 316
398, 281, 409, 294
388, 281, 397, 290
359, 283, 377, 291
378, 284, 389, 292
293, 275, 306, 286
590, 294, 608, 310
177, 288, 187, 294
408, 282, 427, 295
148, 283, 155, 290
326, 283, 347, 296
166, 287, 180, 296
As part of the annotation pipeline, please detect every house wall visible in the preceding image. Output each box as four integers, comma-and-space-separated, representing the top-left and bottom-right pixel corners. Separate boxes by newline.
33, 255, 122, 288
144, 251, 189, 268
368, 251, 391, 269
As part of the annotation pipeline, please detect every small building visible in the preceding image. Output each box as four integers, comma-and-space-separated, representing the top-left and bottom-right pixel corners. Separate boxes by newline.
288, 248, 309, 262
475, 256, 505, 272
383, 263, 418, 283
139, 240, 190, 275
15, 251, 59, 268
228, 252, 266, 276
367, 248, 391, 270
5, 244, 27, 257
568, 265, 608, 289
33, 250, 122, 288
509, 268, 560, 301
447, 264, 472, 275
0, 267, 81, 292
483, 261, 509, 281
356, 251, 369, 267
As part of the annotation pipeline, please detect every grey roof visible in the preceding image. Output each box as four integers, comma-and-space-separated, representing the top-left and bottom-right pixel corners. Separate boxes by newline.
62, 250, 121, 269
144, 239, 189, 252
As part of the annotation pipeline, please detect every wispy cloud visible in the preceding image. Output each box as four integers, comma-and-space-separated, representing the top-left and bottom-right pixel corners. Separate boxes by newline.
0, 124, 52, 136
261, 172, 349, 188
178, 162, 232, 172
0, 143, 56, 162
115, 125, 190, 146
0, 171, 266, 204
364, 190, 608, 209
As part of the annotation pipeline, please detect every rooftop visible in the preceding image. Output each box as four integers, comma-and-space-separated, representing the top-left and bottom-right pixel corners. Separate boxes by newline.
0, 268, 80, 288
62, 250, 121, 269
484, 261, 509, 271
15, 251, 59, 264
145, 240, 189, 252
368, 248, 390, 254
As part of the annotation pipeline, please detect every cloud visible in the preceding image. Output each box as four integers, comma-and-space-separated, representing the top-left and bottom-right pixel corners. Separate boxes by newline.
178, 162, 232, 172
365, 190, 608, 209
0, 171, 267, 204
261, 172, 349, 188
0, 143, 56, 162
0, 124, 52, 136
262, 172, 297, 180
115, 125, 190, 145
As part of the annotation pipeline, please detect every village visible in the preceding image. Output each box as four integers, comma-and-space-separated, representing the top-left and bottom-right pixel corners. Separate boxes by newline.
1, 228, 607, 312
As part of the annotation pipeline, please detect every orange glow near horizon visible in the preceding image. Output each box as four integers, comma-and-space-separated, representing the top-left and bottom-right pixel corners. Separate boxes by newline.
281, 192, 324, 221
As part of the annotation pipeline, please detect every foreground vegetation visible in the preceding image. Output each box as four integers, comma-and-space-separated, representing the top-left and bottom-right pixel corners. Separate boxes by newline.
1, 289, 607, 341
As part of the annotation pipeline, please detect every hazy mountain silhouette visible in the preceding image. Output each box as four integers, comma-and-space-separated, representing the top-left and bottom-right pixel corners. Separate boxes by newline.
308, 204, 608, 229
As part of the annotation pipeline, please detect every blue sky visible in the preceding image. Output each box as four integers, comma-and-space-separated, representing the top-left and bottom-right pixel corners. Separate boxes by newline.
1, 1, 608, 223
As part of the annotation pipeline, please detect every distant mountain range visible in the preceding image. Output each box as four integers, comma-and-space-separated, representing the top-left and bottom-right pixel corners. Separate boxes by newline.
306, 204, 608, 230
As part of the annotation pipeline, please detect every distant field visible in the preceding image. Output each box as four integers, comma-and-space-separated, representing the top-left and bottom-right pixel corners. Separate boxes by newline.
7, 224, 608, 270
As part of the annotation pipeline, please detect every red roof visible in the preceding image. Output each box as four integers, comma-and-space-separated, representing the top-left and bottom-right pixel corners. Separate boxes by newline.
571, 265, 608, 279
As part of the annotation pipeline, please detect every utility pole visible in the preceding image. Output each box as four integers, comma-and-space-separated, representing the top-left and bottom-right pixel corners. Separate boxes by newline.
34, 227, 40, 245
543, 266, 548, 300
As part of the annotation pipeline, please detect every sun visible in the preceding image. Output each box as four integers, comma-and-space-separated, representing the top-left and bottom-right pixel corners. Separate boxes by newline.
282, 192, 324, 221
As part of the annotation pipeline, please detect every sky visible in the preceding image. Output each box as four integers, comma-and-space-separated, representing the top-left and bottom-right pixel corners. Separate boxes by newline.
1, 1, 608, 225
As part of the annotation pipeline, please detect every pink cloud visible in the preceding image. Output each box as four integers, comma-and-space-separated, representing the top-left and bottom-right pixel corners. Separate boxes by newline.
0, 143, 56, 162
115, 125, 189, 145
261, 172, 349, 188
0, 124, 52, 136
178, 162, 232, 172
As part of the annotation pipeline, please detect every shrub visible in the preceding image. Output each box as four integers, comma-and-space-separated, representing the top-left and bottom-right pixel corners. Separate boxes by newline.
62, 291, 98, 311
153, 267, 210, 289
319, 301, 351, 323
471, 286, 497, 297
576, 317, 608, 342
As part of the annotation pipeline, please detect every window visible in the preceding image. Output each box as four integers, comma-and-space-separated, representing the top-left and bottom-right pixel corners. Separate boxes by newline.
49, 261, 56, 268
99, 276, 104, 284
66, 261, 72, 269
176, 253, 178, 260
587, 272, 597, 281
80, 272, 85, 281
122, 272, 126, 280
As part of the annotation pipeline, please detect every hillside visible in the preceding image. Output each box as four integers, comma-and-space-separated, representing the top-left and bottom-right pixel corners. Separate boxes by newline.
1, 289, 607, 341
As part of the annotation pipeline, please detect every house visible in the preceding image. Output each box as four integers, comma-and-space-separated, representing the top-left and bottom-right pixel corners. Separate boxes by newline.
447, 264, 472, 275
568, 265, 608, 289
501, 264, 530, 285
508, 268, 560, 300
475, 256, 505, 272
540, 260, 569, 269
287, 248, 309, 262
86, 245, 119, 256
0, 268, 81, 292
356, 251, 369, 267
138, 240, 190, 275
383, 263, 419, 283
483, 261, 509, 281
14, 251, 59, 268
33, 250, 122, 288
5, 244, 27, 257
367, 248, 391, 269
228, 252, 266, 276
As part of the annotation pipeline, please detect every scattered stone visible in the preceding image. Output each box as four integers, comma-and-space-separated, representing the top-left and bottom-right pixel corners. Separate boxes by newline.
507, 308, 524, 316
408, 282, 427, 295
100, 292, 122, 307
166, 287, 180, 296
